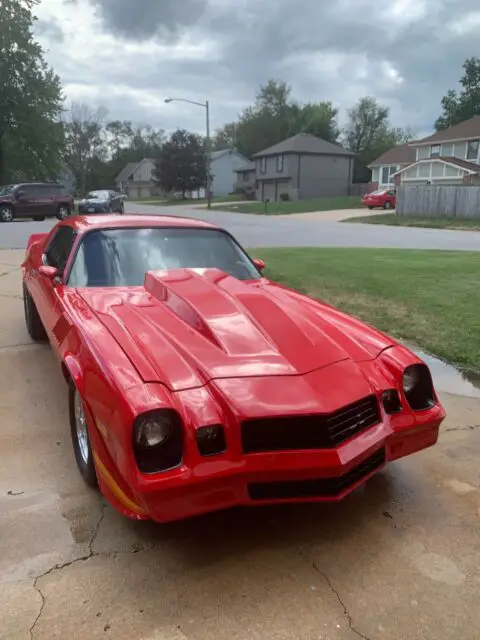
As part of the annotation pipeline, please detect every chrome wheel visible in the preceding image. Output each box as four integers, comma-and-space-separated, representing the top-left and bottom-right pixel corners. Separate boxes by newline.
0, 206, 13, 222
74, 390, 89, 465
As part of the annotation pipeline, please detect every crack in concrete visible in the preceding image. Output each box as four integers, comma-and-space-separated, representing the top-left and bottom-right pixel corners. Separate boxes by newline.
0, 292, 23, 300
0, 342, 38, 351
27, 504, 159, 638
445, 424, 480, 433
0, 266, 20, 278
297, 547, 372, 640
29, 504, 106, 639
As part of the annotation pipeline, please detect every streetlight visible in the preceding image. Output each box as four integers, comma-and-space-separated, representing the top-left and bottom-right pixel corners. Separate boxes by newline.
164, 97, 212, 209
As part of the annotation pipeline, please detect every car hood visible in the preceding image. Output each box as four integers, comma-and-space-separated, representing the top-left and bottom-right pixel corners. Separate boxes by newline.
78, 268, 396, 391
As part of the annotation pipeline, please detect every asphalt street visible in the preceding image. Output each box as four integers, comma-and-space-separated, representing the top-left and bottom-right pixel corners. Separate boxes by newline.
1, 202, 480, 250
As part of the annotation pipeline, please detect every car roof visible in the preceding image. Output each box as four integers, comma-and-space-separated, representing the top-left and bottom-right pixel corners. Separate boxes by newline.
61, 214, 218, 233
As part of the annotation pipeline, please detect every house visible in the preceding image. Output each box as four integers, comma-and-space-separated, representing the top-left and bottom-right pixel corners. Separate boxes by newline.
368, 143, 417, 189
370, 116, 480, 187
115, 158, 159, 199
210, 149, 250, 196
251, 133, 356, 201
234, 161, 256, 192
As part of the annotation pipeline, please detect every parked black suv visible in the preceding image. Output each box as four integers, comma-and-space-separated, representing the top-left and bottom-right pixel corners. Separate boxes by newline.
0, 183, 74, 222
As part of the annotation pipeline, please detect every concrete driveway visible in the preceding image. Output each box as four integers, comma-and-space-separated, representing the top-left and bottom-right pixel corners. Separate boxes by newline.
1, 250, 480, 640
1, 203, 480, 251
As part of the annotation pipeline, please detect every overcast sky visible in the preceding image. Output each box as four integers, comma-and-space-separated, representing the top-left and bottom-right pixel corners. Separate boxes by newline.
34, 0, 479, 140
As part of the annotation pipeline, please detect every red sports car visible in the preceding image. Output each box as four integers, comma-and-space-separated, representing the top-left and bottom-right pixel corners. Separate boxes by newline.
362, 189, 396, 210
22, 215, 445, 523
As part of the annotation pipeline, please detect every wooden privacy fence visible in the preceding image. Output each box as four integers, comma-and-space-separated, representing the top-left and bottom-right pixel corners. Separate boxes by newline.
396, 185, 480, 218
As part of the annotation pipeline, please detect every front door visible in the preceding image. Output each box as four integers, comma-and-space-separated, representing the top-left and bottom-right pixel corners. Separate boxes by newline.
13, 185, 40, 217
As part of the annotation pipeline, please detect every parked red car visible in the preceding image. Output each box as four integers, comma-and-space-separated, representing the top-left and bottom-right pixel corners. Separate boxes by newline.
362, 189, 396, 210
21, 215, 445, 523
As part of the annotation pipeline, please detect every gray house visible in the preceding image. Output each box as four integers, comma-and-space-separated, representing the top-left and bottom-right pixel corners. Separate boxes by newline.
210, 149, 250, 196
252, 133, 356, 201
234, 161, 256, 192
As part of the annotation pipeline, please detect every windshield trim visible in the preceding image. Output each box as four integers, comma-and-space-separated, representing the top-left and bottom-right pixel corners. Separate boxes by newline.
64, 225, 263, 287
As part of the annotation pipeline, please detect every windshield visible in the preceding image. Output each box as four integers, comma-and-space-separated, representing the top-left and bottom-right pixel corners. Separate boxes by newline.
67, 227, 261, 287
86, 190, 109, 200
0, 185, 15, 195
369, 190, 388, 195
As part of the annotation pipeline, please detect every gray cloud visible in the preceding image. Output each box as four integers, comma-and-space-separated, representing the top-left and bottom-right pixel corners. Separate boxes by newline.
53, 0, 480, 136
77, 0, 210, 39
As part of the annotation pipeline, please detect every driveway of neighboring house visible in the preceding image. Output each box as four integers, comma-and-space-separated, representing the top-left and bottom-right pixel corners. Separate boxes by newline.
1, 250, 480, 640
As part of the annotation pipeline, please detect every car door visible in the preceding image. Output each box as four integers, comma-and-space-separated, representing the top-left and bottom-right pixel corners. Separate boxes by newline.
13, 185, 38, 217
32, 226, 77, 341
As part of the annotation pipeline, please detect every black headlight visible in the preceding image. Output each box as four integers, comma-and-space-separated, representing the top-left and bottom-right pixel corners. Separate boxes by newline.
402, 364, 435, 411
196, 424, 227, 456
133, 409, 183, 473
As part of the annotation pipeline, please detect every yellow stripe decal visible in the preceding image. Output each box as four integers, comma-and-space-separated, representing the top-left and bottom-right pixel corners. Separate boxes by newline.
93, 452, 148, 516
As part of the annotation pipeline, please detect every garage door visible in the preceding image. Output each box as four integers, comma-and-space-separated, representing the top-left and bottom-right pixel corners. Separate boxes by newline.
128, 187, 139, 199
261, 182, 276, 201
140, 187, 151, 199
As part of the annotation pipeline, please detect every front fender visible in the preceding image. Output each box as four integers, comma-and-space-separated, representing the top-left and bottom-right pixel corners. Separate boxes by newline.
62, 354, 84, 394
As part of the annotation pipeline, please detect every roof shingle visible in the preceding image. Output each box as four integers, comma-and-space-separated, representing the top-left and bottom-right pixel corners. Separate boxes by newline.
252, 133, 355, 158
413, 115, 480, 146
368, 143, 417, 167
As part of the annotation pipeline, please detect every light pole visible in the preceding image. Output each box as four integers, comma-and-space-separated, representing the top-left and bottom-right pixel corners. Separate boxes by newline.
164, 97, 212, 209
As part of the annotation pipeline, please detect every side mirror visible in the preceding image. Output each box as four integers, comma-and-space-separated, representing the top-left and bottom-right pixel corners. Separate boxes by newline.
253, 258, 266, 271
38, 265, 59, 280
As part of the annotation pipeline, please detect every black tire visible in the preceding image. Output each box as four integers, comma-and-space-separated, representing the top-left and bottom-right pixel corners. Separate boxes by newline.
0, 204, 14, 222
23, 284, 47, 342
368, 206, 374, 210
383, 201, 393, 210
69, 383, 98, 487
119, 203, 124, 214
33, 216, 46, 221
56, 204, 70, 220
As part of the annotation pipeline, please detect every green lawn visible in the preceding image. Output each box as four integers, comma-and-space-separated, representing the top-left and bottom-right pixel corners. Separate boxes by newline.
254, 247, 480, 373
214, 196, 362, 215
342, 212, 480, 231
132, 194, 245, 206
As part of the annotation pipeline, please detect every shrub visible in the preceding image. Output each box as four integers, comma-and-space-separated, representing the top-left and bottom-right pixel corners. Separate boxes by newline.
279, 192, 290, 201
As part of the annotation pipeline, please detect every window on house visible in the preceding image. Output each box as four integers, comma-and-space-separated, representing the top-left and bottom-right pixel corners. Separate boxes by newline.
260, 157, 266, 174
430, 144, 441, 157
381, 166, 397, 184
277, 155, 284, 172
467, 140, 479, 160
243, 173, 249, 182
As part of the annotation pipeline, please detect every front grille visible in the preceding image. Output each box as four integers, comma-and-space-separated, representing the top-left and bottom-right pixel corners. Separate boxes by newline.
248, 448, 385, 501
241, 395, 380, 454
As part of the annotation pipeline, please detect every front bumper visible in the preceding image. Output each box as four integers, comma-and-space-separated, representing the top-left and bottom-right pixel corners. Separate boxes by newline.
91, 399, 444, 523
77, 204, 109, 214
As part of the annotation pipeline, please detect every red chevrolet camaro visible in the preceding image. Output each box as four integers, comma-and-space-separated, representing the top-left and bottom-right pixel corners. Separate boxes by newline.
22, 215, 445, 522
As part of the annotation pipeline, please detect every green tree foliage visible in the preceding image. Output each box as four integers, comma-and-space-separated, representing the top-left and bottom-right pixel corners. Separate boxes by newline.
435, 57, 480, 130
0, 0, 64, 183
154, 129, 208, 198
212, 79, 340, 158
63, 103, 108, 195
343, 96, 414, 182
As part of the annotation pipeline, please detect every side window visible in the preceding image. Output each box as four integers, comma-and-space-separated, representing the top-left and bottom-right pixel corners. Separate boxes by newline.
44, 227, 77, 273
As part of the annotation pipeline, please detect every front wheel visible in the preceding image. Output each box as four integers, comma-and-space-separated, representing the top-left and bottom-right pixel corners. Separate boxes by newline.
119, 203, 124, 214
0, 205, 14, 222
69, 384, 98, 487
56, 205, 70, 220
23, 284, 47, 341
384, 201, 393, 210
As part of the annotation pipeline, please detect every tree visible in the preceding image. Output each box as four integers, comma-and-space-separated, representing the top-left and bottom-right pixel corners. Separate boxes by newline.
0, 0, 64, 183
435, 57, 480, 130
154, 129, 207, 198
63, 103, 108, 194
213, 79, 340, 158
344, 96, 414, 181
